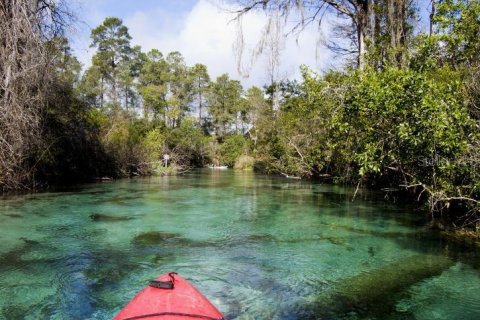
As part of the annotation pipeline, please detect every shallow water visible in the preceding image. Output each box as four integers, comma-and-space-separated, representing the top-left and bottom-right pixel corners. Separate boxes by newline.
0, 170, 479, 319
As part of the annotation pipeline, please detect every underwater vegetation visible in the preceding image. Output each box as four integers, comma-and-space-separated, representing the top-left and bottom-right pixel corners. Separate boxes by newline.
132, 231, 188, 246
307, 254, 454, 318
89, 213, 137, 222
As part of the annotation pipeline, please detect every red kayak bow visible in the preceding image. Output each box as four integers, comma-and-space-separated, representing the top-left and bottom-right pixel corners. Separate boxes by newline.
113, 272, 225, 320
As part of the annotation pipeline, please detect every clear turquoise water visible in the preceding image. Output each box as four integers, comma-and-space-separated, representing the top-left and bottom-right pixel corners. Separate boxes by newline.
0, 170, 479, 319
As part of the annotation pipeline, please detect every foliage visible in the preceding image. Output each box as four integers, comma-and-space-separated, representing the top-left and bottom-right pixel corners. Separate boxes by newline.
36, 37, 117, 184
190, 63, 210, 127
166, 118, 209, 167
3, 4, 479, 228
142, 128, 165, 164
90, 17, 132, 111
434, 0, 480, 67
250, 59, 478, 218
234, 155, 255, 170
219, 134, 249, 167
345, 67, 473, 187
207, 74, 246, 137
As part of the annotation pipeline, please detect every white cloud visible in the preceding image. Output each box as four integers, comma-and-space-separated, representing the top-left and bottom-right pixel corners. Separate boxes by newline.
73, 0, 334, 88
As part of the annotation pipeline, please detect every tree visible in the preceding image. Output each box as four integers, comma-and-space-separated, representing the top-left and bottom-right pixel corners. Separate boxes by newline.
166, 52, 192, 128
50, 37, 82, 86
414, 0, 480, 117
245, 86, 269, 147
138, 51, 193, 127
207, 74, 246, 137
78, 65, 103, 108
434, 0, 480, 68
0, 0, 73, 189
208, 74, 232, 136
40, 37, 116, 184
118, 45, 146, 112
235, 1, 418, 69
370, 0, 416, 68
90, 17, 132, 109
190, 64, 210, 127
235, 0, 372, 69
138, 49, 170, 121
228, 80, 245, 134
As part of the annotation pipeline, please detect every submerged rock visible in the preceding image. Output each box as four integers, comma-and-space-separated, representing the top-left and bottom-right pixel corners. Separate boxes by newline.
245, 234, 278, 242
19, 237, 40, 245
83, 264, 132, 285
146, 253, 176, 264
308, 254, 454, 318
89, 213, 135, 222
276, 235, 346, 246
2, 305, 29, 319
132, 231, 185, 246
0, 239, 40, 268
3, 213, 23, 218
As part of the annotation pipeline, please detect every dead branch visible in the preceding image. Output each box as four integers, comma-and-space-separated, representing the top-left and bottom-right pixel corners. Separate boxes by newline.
0, 0, 72, 190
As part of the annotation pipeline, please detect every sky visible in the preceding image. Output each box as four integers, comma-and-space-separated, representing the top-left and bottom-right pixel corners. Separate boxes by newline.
69, 0, 335, 88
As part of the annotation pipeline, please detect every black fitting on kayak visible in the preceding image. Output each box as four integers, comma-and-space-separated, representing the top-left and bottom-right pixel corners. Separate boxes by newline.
148, 272, 177, 290
149, 280, 174, 289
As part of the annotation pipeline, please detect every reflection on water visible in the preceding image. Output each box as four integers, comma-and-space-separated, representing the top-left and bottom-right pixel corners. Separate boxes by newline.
0, 170, 479, 319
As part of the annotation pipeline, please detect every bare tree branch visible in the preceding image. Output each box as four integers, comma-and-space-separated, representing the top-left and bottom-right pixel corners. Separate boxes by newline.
0, 0, 73, 190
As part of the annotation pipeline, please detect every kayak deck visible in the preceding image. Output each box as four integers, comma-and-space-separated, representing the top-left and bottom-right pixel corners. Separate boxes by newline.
113, 273, 224, 320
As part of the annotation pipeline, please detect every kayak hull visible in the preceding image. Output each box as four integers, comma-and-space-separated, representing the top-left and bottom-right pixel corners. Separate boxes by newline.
113, 273, 224, 320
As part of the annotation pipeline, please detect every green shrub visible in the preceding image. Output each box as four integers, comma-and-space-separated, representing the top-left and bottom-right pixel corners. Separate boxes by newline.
234, 155, 255, 170
219, 134, 248, 167
142, 128, 165, 163
166, 118, 209, 166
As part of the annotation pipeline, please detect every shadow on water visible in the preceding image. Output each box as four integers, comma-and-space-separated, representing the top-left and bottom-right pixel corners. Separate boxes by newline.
284, 254, 454, 320
0, 239, 40, 269
392, 229, 480, 271
89, 213, 140, 222
313, 206, 480, 267
132, 231, 191, 247
2, 213, 24, 218
130, 230, 350, 252
0, 238, 176, 319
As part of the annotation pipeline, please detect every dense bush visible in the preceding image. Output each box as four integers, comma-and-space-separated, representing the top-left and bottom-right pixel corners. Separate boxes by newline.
344, 67, 477, 210
219, 134, 249, 167
234, 155, 255, 170
166, 118, 209, 167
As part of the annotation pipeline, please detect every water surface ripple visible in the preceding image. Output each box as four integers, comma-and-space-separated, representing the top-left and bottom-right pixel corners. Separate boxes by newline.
0, 170, 479, 319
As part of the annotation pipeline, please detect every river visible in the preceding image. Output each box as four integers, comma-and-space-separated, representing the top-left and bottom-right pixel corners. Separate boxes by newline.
0, 170, 479, 319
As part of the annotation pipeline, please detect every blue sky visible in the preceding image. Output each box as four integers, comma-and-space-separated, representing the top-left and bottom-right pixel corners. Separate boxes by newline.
70, 0, 432, 88
70, 0, 332, 88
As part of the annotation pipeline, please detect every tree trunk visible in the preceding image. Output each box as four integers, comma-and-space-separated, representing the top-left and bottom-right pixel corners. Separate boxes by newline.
358, 23, 366, 70
373, 1, 384, 68
235, 112, 239, 133
354, 0, 370, 70
430, 0, 435, 36
125, 84, 128, 111
387, 0, 407, 67
101, 76, 104, 108
198, 79, 202, 125
112, 77, 117, 106
356, 7, 370, 70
